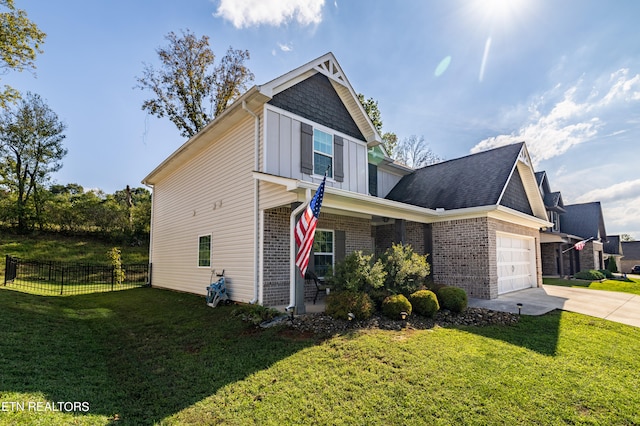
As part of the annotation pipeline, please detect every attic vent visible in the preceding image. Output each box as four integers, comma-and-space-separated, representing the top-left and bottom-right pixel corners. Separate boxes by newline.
316, 58, 346, 84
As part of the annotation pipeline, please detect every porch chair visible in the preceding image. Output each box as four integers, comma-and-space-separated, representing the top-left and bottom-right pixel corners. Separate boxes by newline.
304, 271, 330, 304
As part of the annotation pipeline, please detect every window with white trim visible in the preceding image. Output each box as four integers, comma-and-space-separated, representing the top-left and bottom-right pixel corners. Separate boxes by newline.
313, 129, 333, 177
313, 230, 334, 278
198, 234, 211, 267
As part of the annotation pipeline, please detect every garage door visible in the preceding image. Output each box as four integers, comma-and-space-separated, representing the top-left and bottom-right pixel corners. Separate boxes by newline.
496, 233, 536, 294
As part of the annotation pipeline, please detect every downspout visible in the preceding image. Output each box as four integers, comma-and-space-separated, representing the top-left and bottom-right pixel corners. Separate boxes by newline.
289, 189, 311, 311
143, 182, 154, 286
242, 100, 260, 304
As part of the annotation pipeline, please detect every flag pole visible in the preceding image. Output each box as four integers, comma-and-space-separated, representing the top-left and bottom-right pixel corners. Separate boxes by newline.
562, 236, 594, 254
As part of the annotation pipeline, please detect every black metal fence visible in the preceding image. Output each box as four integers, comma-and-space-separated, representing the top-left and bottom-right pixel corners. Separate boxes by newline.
3, 255, 149, 295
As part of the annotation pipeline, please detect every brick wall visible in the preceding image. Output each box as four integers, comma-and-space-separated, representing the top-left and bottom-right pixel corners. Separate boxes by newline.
261, 206, 372, 306
431, 216, 541, 300
541, 243, 560, 276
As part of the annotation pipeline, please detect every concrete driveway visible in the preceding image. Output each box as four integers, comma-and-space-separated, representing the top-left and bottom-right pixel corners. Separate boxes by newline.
469, 285, 640, 328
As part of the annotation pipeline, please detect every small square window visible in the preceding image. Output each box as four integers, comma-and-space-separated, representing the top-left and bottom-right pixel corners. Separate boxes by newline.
198, 235, 211, 267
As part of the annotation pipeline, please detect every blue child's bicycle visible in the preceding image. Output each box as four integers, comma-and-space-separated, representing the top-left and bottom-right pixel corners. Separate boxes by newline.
206, 270, 230, 307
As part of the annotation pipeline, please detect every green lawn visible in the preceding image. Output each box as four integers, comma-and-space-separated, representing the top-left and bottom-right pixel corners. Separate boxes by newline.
0, 230, 149, 265
544, 276, 640, 295
1, 287, 639, 425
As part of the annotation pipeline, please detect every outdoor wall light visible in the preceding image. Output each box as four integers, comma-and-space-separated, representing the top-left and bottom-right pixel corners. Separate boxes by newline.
516, 303, 523, 315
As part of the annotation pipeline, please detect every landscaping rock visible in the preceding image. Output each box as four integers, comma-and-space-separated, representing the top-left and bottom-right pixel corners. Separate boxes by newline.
287, 307, 520, 337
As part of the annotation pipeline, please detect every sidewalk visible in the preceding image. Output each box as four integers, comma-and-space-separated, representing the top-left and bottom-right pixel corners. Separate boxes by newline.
468, 285, 640, 328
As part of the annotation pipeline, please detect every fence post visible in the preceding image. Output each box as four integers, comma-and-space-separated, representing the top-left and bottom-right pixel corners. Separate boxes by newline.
60, 267, 64, 295
4, 255, 7, 286
111, 266, 115, 292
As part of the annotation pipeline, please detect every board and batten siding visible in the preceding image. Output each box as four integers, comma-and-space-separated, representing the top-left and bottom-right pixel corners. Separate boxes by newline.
264, 106, 369, 195
377, 168, 404, 198
151, 116, 257, 302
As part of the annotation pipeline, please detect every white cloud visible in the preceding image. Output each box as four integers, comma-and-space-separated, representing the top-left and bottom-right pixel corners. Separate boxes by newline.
278, 42, 293, 52
470, 68, 640, 165
215, 0, 325, 28
575, 179, 640, 204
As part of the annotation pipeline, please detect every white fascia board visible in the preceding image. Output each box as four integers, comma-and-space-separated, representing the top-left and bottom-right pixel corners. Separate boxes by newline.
492, 205, 553, 229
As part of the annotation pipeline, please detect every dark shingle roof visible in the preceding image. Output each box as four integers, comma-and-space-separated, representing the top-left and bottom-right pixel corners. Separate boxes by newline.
385, 142, 524, 210
535, 171, 545, 186
560, 202, 607, 240
621, 241, 640, 260
604, 235, 621, 255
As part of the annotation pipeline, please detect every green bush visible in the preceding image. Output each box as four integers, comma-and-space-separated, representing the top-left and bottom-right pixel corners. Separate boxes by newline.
606, 259, 619, 274
599, 269, 614, 279
437, 286, 468, 313
409, 290, 439, 317
381, 243, 431, 296
325, 250, 386, 293
325, 290, 375, 320
575, 269, 605, 280
381, 294, 412, 319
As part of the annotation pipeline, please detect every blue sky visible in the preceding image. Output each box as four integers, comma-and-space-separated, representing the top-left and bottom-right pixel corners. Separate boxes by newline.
7, 0, 640, 238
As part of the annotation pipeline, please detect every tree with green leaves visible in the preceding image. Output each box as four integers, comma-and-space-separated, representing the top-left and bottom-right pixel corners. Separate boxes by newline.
357, 93, 398, 157
0, 92, 67, 232
0, 0, 46, 108
136, 29, 254, 138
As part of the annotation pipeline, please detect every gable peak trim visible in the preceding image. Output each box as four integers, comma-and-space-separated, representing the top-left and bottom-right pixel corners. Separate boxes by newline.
316, 58, 346, 85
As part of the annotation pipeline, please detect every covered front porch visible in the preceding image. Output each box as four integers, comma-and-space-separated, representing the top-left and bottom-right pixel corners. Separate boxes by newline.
255, 171, 438, 312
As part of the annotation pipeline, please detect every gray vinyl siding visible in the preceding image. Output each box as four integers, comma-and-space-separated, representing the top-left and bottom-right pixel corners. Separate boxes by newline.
377, 169, 404, 198
150, 116, 257, 302
265, 106, 368, 194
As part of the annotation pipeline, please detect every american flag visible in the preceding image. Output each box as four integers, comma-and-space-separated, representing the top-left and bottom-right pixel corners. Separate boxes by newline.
294, 175, 327, 277
574, 240, 587, 251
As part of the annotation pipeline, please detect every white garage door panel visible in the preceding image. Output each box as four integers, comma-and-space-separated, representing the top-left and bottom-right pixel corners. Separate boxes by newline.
497, 234, 535, 294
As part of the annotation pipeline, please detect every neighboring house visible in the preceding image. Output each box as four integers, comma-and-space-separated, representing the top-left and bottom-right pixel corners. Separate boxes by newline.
536, 171, 614, 277
603, 235, 623, 272
621, 241, 640, 273
560, 202, 607, 273
142, 52, 550, 311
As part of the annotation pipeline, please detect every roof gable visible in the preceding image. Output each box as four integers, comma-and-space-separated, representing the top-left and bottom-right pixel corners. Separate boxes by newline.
259, 52, 381, 145
268, 73, 364, 140
500, 167, 533, 215
386, 142, 546, 219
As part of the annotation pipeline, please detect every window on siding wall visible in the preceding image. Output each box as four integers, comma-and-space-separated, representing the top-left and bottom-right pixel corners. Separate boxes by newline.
313, 129, 333, 178
198, 235, 211, 267
313, 230, 334, 277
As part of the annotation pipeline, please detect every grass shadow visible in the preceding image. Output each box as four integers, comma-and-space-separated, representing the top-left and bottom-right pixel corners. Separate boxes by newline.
460, 309, 564, 356
0, 287, 316, 424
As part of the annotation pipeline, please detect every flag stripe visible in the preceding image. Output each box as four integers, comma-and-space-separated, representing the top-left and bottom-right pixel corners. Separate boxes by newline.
294, 175, 326, 277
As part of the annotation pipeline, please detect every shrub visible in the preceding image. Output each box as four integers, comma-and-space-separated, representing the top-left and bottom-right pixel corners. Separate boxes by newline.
599, 269, 613, 279
409, 290, 439, 317
325, 291, 375, 320
381, 243, 431, 296
381, 294, 412, 319
325, 251, 386, 293
606, 258, 619, 274
437, 286, 468, 313
575, 269, 605, 280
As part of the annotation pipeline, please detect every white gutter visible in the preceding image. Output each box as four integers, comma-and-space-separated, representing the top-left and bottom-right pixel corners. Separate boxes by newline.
142, 182, 154, 286
288, 188, 311, 311
243, 100, 261, 305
